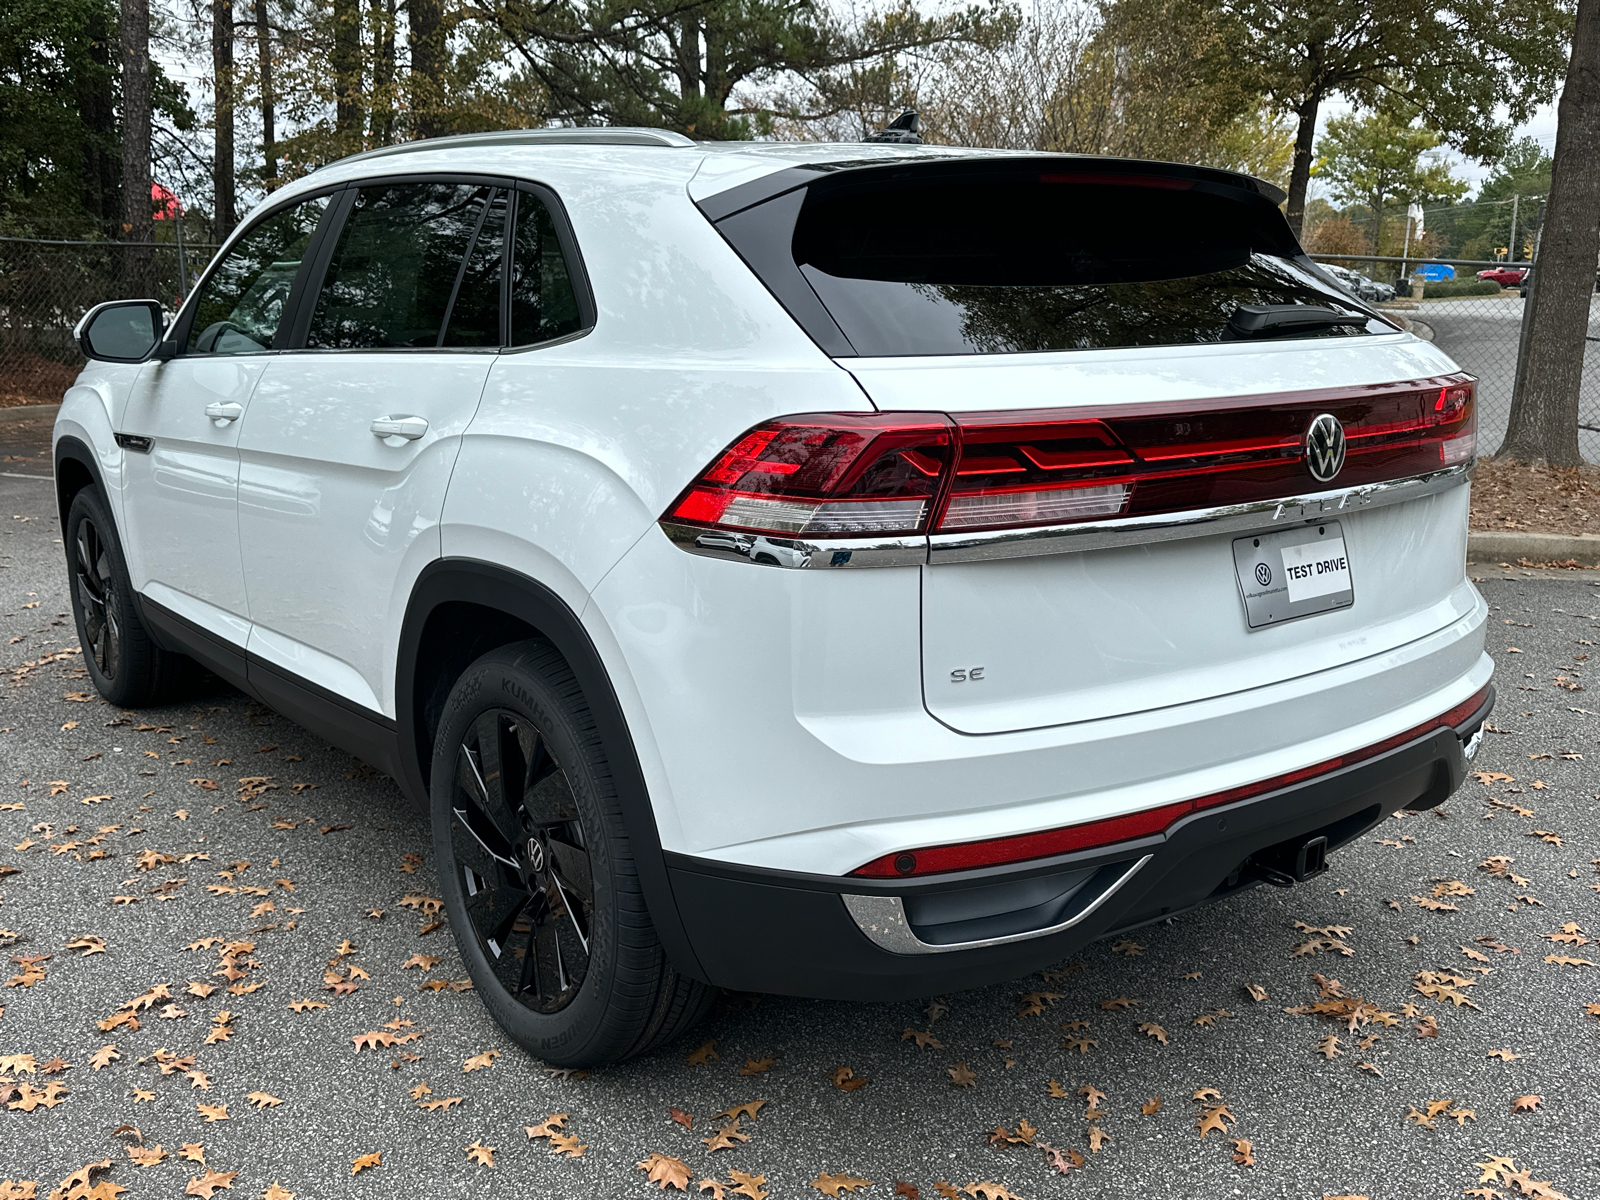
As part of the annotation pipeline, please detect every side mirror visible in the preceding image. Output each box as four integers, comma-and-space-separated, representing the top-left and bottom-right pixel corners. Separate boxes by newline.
75, 300, 169, 363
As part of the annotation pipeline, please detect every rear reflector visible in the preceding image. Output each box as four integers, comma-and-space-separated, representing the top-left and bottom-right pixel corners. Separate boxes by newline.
662, 376, 1475, 539
850, 685, 1491, 878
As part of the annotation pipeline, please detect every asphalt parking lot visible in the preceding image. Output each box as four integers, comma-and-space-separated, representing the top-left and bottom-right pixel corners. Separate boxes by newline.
2, 467, 1597, 1200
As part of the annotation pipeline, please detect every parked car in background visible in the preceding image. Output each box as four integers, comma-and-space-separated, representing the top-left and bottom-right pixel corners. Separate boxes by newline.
58, 129, 1491, 1066
1476, 267, 1527, 287
1319, 264, 1393, 304
1361, 274, 1396, 302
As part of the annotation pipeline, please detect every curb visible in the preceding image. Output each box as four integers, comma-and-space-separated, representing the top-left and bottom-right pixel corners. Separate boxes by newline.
1468, 529, 1600, 566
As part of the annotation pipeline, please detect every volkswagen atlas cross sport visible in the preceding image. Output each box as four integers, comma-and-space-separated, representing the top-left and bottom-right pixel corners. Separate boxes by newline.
58, 127, 1492, 1067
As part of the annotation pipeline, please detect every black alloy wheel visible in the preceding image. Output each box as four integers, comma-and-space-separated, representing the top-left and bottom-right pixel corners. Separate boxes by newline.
65, 485, 195, 707
431, 641, 715, 1066
449, 709, 594, 1014
73, 514, 121, 680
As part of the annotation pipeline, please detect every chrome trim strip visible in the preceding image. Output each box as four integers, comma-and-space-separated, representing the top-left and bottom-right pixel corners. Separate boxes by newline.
660, 463, 1471, 570
659, 521, 927, 569
926, 463, 1471, 564
840, 854, 1153, 955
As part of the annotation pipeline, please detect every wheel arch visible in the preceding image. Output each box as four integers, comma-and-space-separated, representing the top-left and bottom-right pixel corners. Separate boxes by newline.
397, 558, 707, 982
53, 436, 105, 528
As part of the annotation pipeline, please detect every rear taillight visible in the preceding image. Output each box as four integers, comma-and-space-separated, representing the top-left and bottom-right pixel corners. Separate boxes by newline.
850, 685, 1491, 878
665, 412, 952, 537
662, 376, 1475, 540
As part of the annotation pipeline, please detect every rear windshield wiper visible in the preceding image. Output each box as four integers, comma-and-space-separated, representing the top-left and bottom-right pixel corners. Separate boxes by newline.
1225, 304, 1370, 339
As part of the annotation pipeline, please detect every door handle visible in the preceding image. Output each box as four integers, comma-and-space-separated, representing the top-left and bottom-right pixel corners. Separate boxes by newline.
204, 401, 243, 425
370, 415, 429, 442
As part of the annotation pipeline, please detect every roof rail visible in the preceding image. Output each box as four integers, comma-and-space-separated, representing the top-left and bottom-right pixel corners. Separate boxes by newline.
319, 127, 697, 172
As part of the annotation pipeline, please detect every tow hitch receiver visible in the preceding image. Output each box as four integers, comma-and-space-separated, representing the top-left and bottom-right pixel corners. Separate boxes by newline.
1243, 834, 1330, 888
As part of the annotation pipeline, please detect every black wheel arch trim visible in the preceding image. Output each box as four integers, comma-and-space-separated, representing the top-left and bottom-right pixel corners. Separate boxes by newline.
53, 436, 110, 527
396, 558, 708, 984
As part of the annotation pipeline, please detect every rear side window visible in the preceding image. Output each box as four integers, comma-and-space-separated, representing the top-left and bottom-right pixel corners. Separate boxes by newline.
510, 190, 583, 346
187, 196, 327, 354
308, 182, 492, 349
718, 164, 1382, 357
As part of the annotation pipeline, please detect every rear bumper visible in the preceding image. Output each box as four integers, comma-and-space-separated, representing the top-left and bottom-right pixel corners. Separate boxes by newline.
664, 693, 1488, 1000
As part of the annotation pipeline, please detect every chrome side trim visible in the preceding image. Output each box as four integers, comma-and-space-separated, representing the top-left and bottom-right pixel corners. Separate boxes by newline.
659, 521, 926, 569
840, 854, 1153, 956
926, 463, 1471, 564
660, 463, 1471, 570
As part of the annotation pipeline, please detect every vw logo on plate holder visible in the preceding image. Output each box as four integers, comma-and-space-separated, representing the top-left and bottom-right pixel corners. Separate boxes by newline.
1304, 413, 1346, 483
1255, 562, 1272, 587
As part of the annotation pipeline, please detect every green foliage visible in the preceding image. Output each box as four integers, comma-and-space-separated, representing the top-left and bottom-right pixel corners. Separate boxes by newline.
0, 0, 120, 236
1421, 279, 1505, 298
1316, 104, 1468, 215
1213, 0, 1572, 228
477, 0, 1010, 139
267, 0, 548, 178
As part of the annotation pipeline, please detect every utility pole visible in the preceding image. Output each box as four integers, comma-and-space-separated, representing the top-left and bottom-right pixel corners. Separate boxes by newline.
1509, 193, 1520, 262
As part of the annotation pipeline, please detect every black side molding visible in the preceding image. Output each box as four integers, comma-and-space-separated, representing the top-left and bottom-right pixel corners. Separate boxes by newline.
134, 593, 404, 784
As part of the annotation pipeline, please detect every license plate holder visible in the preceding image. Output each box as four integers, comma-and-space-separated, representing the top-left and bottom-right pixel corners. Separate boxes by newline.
1232, 521, 1354, 629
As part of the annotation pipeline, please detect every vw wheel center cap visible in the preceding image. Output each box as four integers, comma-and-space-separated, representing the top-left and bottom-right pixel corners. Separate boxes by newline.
1305, 413, 1346, 483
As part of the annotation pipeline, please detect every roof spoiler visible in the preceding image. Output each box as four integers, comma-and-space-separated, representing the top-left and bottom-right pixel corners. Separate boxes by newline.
696, 153, 1289, 223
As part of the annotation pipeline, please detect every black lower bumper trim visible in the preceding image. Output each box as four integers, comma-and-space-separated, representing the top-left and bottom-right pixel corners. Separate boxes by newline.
664, 723, 1474, 1000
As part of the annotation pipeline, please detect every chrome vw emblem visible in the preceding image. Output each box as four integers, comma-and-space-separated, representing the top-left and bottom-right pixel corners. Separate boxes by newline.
1304, 413, 1346, 483
526, 838, 545, 873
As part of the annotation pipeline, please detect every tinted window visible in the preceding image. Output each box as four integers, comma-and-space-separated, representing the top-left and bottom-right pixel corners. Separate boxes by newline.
187, 196, 327, 355
308, 183, 490, 349
510, 191, 583, 346
755, 168, 1376, 356
442, 189, 506, 348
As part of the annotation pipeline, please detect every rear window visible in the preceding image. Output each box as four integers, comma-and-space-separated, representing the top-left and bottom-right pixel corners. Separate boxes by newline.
712, 162, 1384, 357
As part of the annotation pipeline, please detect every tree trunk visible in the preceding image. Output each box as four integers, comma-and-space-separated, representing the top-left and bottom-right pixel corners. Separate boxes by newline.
256, 0, 277, 184
119, 0, 156, 297
372, 0, 397, 145
213, 0, 236, 238
675, 17, 701, 101
409, 0, 444, 139
77, 2, 120, 240
332, 0, 362, 145
1499, 0, 1600, 467
1283, 94, 1319, 239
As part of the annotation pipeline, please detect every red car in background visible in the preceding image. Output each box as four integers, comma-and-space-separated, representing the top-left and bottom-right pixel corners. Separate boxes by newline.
1477, 266, 1528, 287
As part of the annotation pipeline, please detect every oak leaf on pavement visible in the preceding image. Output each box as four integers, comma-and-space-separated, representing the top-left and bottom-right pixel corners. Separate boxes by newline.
184, 1170, 237, 1198
812, 1174, 872, 1197
638, 1154, 692, 1191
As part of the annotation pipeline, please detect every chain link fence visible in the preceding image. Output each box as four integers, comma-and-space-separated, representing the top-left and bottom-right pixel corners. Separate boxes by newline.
0, 237, 216, 406
1, 241, 1596, 461
1310, 253, 1600, 463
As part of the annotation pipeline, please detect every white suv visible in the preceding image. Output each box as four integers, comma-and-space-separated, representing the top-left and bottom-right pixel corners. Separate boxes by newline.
58, 129, 1492, 1066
